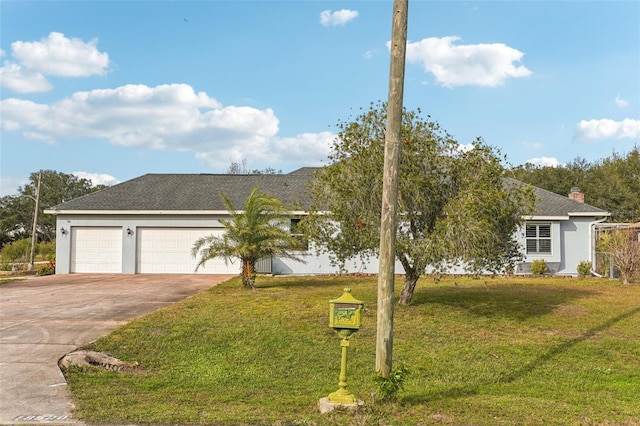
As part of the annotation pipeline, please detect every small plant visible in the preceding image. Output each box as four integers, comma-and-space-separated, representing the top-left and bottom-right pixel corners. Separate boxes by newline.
530, 259, 548, 275
373, 363, 410, 402
37, 260, 55, 276
576, 260, 592, 277
504, 264, 515, 276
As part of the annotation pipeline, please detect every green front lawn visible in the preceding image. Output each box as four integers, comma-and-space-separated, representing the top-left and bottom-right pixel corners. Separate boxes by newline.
63, 275, 640, 425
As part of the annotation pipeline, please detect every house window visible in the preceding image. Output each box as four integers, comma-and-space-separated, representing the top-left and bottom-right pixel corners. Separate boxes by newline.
526, 223, 551, 254
290, 218, 309, 251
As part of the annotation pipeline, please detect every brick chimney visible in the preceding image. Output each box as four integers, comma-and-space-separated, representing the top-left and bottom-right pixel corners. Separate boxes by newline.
568, 187, 585, 203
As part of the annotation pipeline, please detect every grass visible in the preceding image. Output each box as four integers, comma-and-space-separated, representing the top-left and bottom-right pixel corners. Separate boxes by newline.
63, 275, 640, 425
0, 275, 32, 285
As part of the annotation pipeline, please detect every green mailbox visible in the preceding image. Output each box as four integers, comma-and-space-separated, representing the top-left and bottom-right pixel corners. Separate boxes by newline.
326, 288, 364, 405
329, 288, 364, 332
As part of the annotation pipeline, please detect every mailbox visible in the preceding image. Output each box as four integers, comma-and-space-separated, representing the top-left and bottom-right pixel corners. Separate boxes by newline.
329, 288, 364, 331
325, 287, 364, 406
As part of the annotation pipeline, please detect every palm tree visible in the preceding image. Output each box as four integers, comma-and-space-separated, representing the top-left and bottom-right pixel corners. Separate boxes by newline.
191, 186, 305, 290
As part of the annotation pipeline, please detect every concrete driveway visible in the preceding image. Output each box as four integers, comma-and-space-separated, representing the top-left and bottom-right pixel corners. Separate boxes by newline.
0, 274, 233, 425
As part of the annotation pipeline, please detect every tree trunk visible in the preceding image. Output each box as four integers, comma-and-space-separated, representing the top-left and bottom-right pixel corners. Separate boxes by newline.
242, 259, 256, 290
620, 267, 631, 285
399, 272, 419, 304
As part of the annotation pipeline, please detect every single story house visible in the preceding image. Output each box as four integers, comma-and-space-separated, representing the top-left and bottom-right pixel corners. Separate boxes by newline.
46, 168, 610, 276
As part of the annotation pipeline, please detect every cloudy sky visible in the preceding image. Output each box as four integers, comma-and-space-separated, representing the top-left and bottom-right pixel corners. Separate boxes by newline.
1, 1, 638, 196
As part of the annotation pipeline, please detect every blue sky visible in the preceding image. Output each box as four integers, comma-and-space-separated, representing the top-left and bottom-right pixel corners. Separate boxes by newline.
1, 1, 639, 196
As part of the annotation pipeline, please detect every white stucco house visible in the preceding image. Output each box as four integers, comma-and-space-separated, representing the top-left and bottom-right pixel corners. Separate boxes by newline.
46, 168, 610, 276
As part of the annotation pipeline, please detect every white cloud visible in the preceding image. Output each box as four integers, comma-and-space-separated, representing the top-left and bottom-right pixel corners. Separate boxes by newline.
615, 95, 629, 108
522, 141, 544, 149
11, 32, 109, 77
0, 176, 28, 197
526, 157, 562, 167
0, 32, 110, 93
457, 143, 474, 152
0, 83, 334, 171
404, 36, 531, 87
575, 118, 640, 140
271, 132, 334, 164
23, 131, 56, 144
320, 9, 358, 27
72, 172, 120, 187
0, 61, 53, 93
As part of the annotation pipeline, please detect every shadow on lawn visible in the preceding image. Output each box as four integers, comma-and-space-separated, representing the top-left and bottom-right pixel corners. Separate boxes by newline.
256, 275, 371, 290
403, 305, 640, 405
410, 283, 598, 321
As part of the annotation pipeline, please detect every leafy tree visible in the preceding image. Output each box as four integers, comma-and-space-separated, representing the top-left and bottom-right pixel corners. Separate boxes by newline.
508, 156, 595, 198
227, 159, 250, 174
587, 148, 640, 222
303, 103, 535, 304
509, 162, 578, 196
227, 159, 281, 175
0, 170, 106, 248
251, 167, 282, 175
191, 187, 305, 289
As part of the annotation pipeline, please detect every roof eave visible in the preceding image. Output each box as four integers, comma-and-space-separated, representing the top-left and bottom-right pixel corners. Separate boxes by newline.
44, 209, 232, 215
525, 215, 570, 221
567, 211, 611, 217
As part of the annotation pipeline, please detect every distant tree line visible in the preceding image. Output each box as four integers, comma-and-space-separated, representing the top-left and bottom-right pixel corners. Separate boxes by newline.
0, 170, 106, 250
508, 146, 640, 223
227, 159, 282, 175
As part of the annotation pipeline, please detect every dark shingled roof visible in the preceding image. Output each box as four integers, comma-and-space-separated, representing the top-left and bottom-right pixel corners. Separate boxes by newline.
529, 185, 608, 216
48, 168, 609, 217
503, 177, 608, 217
48, 168, 317, 212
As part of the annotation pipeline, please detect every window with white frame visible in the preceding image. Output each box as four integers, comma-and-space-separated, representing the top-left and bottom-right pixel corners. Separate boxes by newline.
526, 223, 551, 254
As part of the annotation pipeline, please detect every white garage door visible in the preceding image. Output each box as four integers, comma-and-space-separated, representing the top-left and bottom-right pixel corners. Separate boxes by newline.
137, 228, 240, 274
71, 227, 123, 273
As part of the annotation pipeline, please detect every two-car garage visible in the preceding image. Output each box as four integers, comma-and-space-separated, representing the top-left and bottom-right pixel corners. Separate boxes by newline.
68, 227, 239, 274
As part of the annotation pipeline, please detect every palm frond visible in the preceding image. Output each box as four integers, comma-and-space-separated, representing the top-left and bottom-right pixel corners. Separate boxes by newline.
191, 186, 305, 279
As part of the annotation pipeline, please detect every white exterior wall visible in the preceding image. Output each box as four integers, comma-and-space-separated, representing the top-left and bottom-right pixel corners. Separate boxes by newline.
517, 217, 600, 275
560, 217, 599, 275
55, 214, 604, 277
271, 242, 405, 276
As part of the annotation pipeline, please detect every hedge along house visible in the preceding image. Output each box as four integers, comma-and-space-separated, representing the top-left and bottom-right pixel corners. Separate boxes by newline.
46, 169, 610, 276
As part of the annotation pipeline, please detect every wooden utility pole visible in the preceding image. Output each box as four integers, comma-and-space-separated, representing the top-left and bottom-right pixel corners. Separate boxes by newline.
376, 0, 408, 377
28, 172, 42, 271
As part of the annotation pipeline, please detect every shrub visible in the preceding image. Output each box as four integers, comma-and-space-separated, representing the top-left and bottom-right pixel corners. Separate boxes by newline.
577, 260, 592, 277
1, 238, 31, 265
530, 259, 548, 275
37, 261, 56, 276
597, 228, 640, 285
373, 363, 410, 402
37, 240, 55, 260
